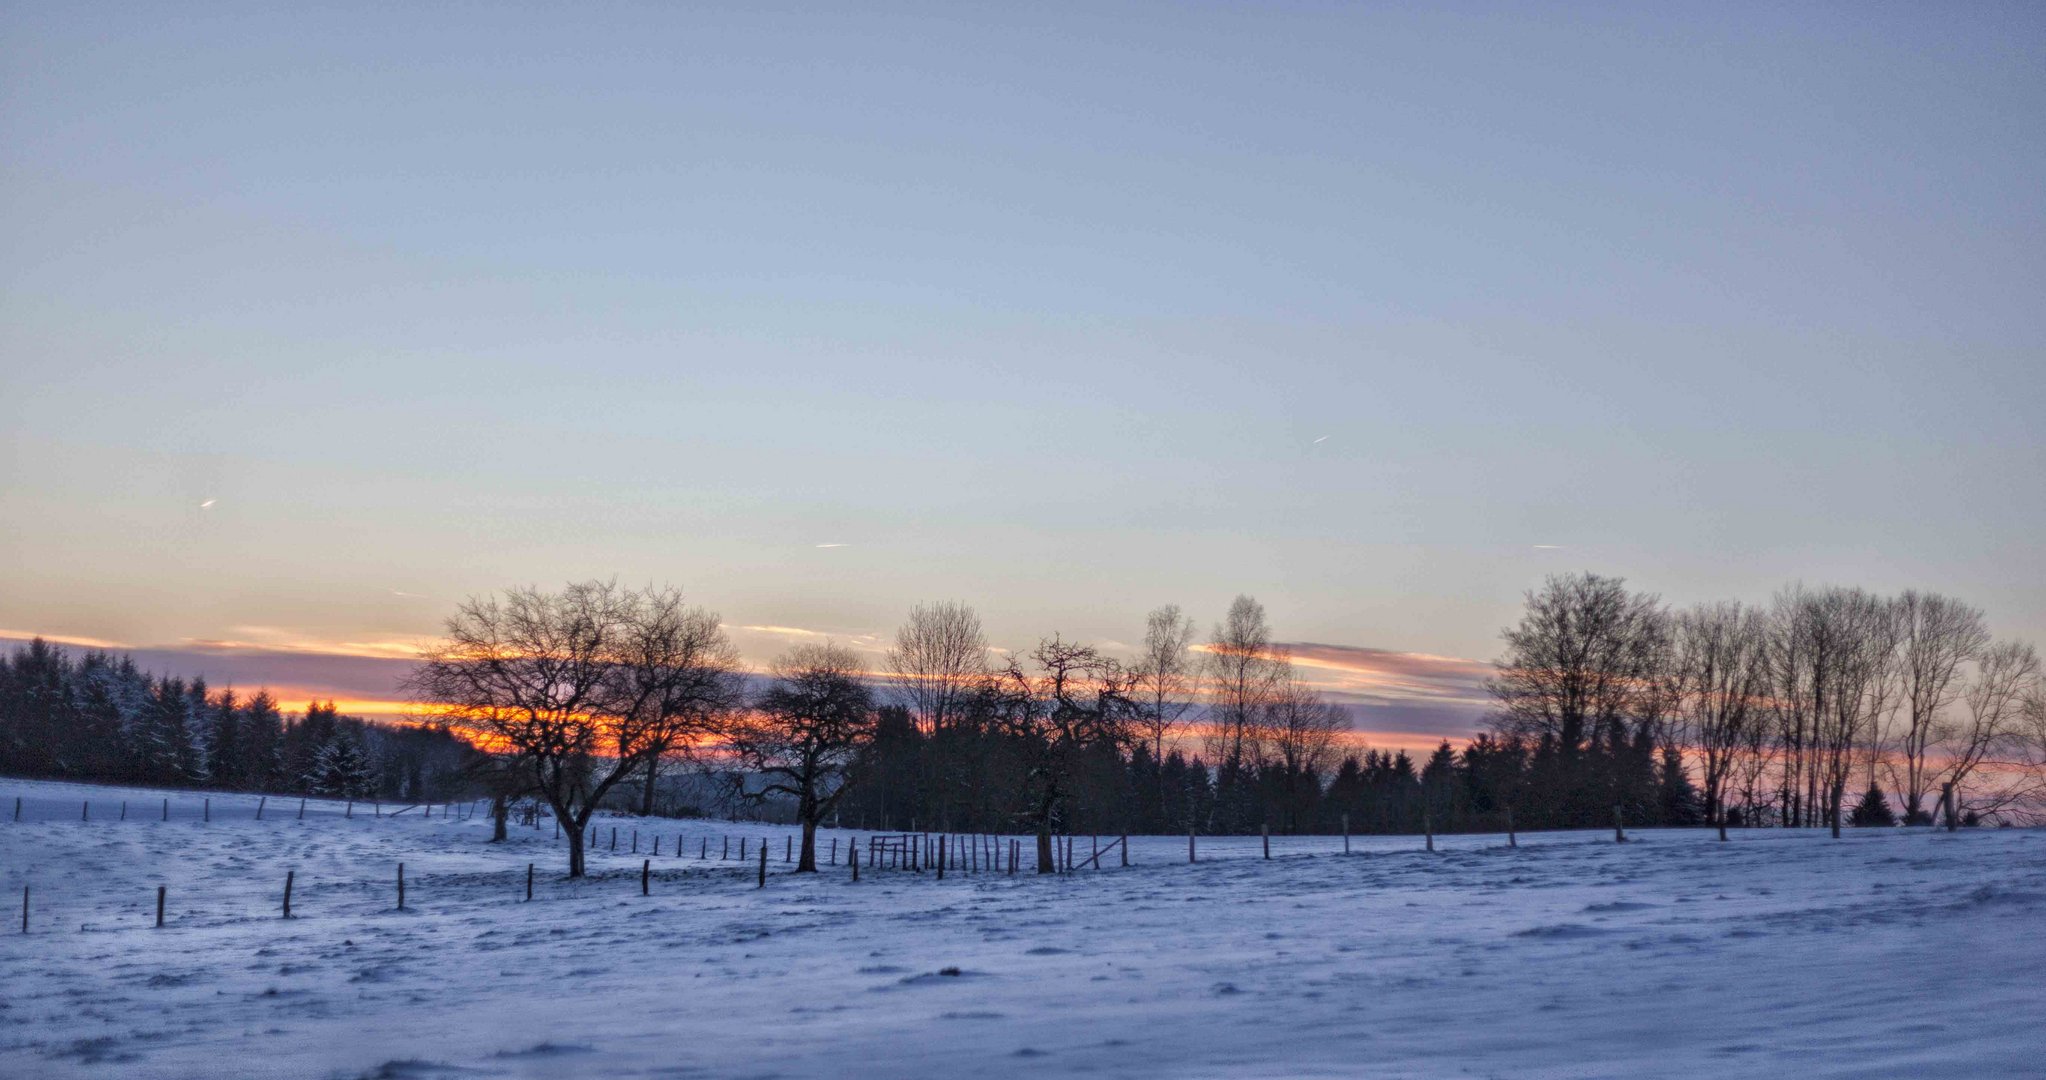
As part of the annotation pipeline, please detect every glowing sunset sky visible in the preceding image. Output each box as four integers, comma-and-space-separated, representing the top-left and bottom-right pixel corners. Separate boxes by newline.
3, 5, 2041, 746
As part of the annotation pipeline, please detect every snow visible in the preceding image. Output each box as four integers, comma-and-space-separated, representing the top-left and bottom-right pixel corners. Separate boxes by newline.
3, 778, 2042, 1079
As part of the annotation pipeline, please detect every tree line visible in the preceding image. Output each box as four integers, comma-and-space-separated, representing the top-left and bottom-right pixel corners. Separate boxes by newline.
8, 573, 2040, 880
0, 638, 476, 801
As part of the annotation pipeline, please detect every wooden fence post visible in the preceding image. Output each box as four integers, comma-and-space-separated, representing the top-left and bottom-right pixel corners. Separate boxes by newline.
1121, 834, 1129, 867
162, 797, 168, 821
203, 798, 209, 823
1189, 827, 1196, 864
526, 863, 534, 902
610, 827, 617, 852
757, 842, 767, 888
11, 796, 18, 822
298, 798, 306, 821
282, 871, 294, 919
1262, 823, 1270, 860
937, 834, 946, 880
156, 885, 166, 928
82, 801, 89, 822
786, 835, 792, 863
345, 800, 353, 819
1613, 804, 1625, 844
1943, 782, 1957, 832
19, 885, 26, 933
641, 859, 650, 896
397, 863, 405, 910
850, 844, 860, 882
830, 837, 838, 865
121, 801, 127, 821
1343, 813, 1350, 854
256, 797, 266, 821
631, 829, 638, 854
1425, 811, 1435, 853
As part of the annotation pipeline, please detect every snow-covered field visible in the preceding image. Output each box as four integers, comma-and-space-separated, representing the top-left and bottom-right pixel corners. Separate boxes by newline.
2, 778, 2041, 1079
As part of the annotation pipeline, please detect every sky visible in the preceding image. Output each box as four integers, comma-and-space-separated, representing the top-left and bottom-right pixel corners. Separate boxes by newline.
3, 3, 2042, 747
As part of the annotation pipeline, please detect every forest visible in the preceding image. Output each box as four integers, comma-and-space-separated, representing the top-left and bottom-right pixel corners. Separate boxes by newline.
0, 640, 476, 803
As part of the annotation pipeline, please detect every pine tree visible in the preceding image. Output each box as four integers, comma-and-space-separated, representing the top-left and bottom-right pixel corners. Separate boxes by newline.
1849, 784, 1897, 828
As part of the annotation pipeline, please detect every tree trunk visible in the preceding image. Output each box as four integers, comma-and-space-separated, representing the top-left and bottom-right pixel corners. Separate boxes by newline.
1035, 827, 1054, 874
490, 793, 509, 843
798, 819, 818, 872
639, 757, 659, 817
565, 812, 588, 877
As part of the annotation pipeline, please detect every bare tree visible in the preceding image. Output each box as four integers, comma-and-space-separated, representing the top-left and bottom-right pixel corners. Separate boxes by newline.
1672, 601, 1770, 836
610, 594, 744, 815
1488, 573, 1667, 753
1203, 595, 1285, 780
408, 581, 740, 876
888, 601, 989, 735
1817, 591, 1898, 838
1936, 639, 2042, 822
991, 636, 1137, 872
727, 643, 876, 871
1132, 603, 1199, 774
1257, 667, 1349, 832
1887, 591, 1989, 823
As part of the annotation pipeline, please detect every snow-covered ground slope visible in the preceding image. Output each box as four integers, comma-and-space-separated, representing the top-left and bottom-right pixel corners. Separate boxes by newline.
2, 778, 2041, 1079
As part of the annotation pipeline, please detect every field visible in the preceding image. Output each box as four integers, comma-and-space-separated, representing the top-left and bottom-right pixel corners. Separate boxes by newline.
2, 778, 2041, 1079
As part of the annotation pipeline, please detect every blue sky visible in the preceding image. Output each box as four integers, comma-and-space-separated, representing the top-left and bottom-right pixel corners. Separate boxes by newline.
3, 3, 2041, 740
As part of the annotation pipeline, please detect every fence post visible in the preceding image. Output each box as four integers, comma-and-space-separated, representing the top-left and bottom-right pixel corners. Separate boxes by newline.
937, 834, 946, 880
121, 801, 127, 821
757, 842, 767, 888
850, 844, 860, 882
83, 801, 89, 822
11, 796, 18, 822
1613, 804, 1625, 844
256, 797, 266, 821
610, 827, 617, 853
1121, 834, 1129, 867
1342, 814, 1350, 854
156, 885, 166, 928
1507, 806, 1518, 848
163, 797, 169, 821
203, 798, 209, 823
831, 837, 838, 865
526, 863, 534, 902
346, 800, 353, 819
701, 837, 707, 859
1425, 811, 1435, 853
282, 871, 294, 919
298, 798, 306, 821
1189, 827, 1196, 863
631, 829, 638, 854
397, 863, 405, 910
1943, 782, 1957, 832
641, 859, 650, 896
786, 835, 792, 863
1262, 823, 1270, 860
19, 885, 26, 933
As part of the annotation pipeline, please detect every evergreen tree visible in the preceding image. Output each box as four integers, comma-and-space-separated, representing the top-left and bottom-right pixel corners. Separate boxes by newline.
1849, 784, 1896, 828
